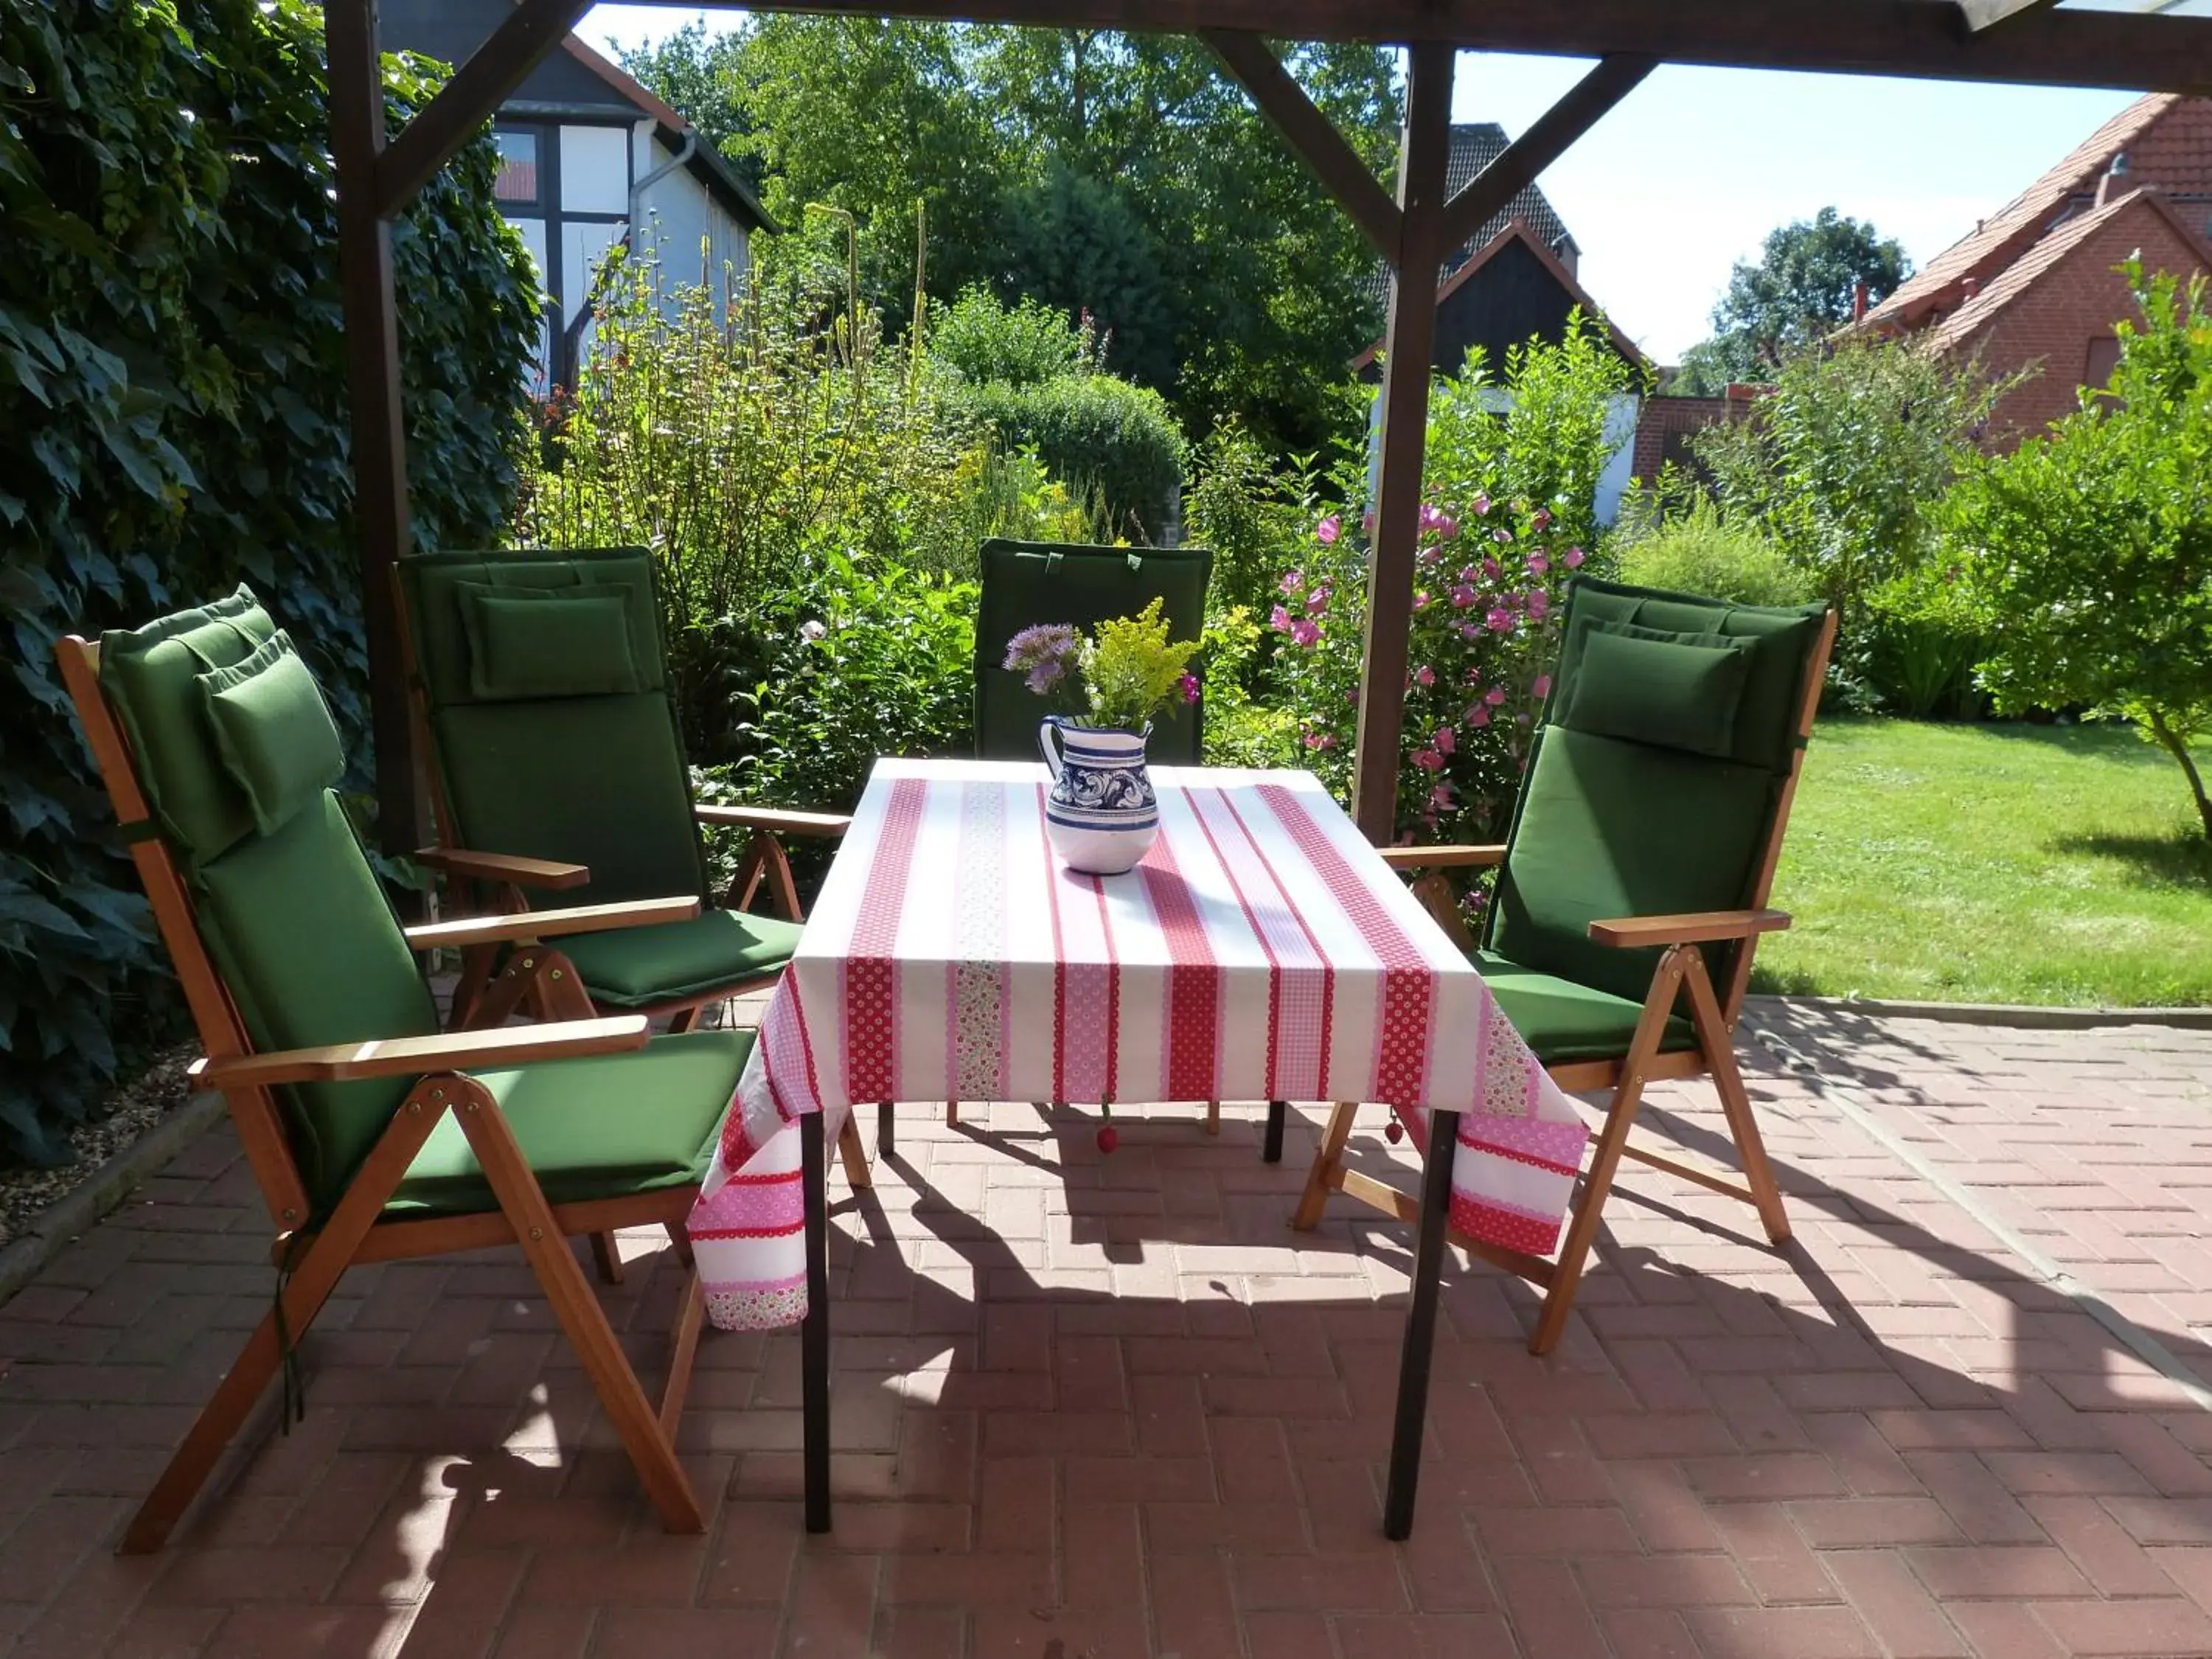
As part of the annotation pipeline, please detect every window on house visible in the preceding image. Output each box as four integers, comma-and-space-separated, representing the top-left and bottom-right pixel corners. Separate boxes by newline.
493, 129, 540, 207
2083, 335, 2122, 389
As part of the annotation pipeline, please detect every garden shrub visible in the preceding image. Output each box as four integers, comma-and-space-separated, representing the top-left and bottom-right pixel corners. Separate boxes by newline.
928, 285, 1082, 387
1184, 419, 1331, 618
1613, 494, 1814, 607
0, 0, 537, 1165
1947, 263, 2212, 839
515, 244, 989, 748
1693, 333, 2017, 706
950, 372, 1186, 545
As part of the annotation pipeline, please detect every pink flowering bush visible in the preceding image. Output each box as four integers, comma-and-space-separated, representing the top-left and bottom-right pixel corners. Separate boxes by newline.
1270, 493, 1585, 842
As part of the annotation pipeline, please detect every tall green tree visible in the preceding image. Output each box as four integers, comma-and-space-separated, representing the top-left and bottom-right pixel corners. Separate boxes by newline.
1948, 264, 2212, 839
1677, 206, 1909, 392
618, 21, 1401, 453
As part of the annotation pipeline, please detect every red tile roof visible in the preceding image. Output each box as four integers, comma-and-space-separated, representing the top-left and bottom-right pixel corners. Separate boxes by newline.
1862, 92, 2178, 333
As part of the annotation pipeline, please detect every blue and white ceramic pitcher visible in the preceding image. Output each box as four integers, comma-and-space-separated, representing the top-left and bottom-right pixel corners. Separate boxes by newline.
1039, 715, 1158, 875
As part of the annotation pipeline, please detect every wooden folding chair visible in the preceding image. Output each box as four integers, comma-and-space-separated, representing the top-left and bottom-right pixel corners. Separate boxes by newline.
58, 585, 830, 1551
389, 549, 869, 1197
1296, 577, 1837, 1354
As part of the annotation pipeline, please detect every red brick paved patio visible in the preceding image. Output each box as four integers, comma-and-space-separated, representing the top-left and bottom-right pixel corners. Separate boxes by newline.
1, 1004, 2210, 1657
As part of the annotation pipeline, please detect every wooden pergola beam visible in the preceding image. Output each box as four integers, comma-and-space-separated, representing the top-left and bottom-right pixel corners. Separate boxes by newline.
1436, 53, 1652, 260
377, 0, 597, 218
1203, 32, 1401, 261
695, 0, 2212, 96
1956, 0, 2062, 33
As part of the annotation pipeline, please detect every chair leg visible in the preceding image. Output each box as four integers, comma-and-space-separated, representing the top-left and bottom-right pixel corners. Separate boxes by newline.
1681, 950, 1791, 1245
945, 1099, 959, 1126
877, 1100, 895, 1161
1383, 1107, 1459, 1540
121, 1082, 448, 1554
659, 1273, 706, 1436
1293, 1102, 1358, 1231
452, 1079, 703, 1534
1262, 1100, 1287, 1164
589, 1232, 626, 1285
1204, 1100, 1221, 1137
800, 1111, 832, 1534
1528, 948, 1691, 1358
835, 1110, 872, 1192
664, 1220, 695, 1269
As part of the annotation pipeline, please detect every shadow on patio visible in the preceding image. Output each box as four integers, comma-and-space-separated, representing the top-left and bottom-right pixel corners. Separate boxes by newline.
1, 1009, 2211, 1658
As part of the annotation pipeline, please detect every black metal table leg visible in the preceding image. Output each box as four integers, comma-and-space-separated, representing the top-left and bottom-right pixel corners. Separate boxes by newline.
1262, 1099, 1287, 1164
1384, 1107, 1458, 1540
877, 1099, 894, 1161
800, 1110, 832, 1534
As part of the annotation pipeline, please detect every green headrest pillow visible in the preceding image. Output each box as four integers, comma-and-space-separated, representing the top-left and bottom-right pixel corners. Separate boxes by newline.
1563, 620, 1753, 759
198, 630, 347, 835
459, 582, 644, 701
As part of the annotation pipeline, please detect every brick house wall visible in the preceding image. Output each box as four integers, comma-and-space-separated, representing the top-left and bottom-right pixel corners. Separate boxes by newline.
1944, 198, 2211, 445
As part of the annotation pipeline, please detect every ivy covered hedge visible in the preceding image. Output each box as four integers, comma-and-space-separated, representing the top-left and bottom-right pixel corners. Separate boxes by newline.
0, 0, 538, 1164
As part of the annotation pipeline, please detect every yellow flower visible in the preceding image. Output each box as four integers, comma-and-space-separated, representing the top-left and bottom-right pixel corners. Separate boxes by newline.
1084, 598, 1203, 730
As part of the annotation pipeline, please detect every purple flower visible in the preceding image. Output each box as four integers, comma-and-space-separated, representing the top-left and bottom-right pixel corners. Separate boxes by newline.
1485, 686, 1507, 706
1004, 622, 1080, 695
1305, 586, 1331, 613
1485, 608, 1514, 634
1492, 527, 1512, 545
1459, 622, 1481, 640
1178, 672, 1200, 706
1427, 782, 1455, 813
1413, 664, 1436, 686
1531, 674, 1553, 698
1527, 590, 1551, 621
1434, 512, 1459, 540
1481, 557, 1502, 581
1413, 589, 1432, 611
1531, 507, 1554, 532
1290, 618, 1321, 648
1450, 584, 1478, 609
1303, 730, 1338, 751
1315, 515, 1341, 546
1563, 546, 1587, 568
1472, 493, 1492, 517
1433, 726, 1456, 756
1270, 603, 1293, 633
1280, 569, 1305, 595
1411, 748, 1445, 773
1526, 552, 1550, 577
1419, 502, 1447, 533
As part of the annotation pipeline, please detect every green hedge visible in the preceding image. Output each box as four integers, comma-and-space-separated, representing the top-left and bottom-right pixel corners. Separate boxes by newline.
952, 373, 1185, 543
0, 0, 538, 1164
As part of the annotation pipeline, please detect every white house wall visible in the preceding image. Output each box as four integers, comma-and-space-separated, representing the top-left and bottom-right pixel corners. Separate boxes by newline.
630, 127, 750, 313
559, 123, 630, 216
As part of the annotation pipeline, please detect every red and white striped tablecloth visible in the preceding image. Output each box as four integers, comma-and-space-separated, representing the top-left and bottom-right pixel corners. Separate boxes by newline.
689, 759, 1589, 1332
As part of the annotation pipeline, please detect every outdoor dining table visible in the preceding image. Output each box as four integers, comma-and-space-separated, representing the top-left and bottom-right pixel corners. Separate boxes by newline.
685, 757, 1590, 1538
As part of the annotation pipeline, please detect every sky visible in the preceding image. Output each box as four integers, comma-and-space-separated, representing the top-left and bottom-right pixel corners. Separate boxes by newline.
578, 5, 2145, 364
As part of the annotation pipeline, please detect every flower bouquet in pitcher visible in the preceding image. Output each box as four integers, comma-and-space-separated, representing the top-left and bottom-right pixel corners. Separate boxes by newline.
1005, 598, 1201, 875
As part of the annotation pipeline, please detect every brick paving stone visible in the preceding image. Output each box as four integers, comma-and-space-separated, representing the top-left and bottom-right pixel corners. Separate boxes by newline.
7, 1015, 2212, 1653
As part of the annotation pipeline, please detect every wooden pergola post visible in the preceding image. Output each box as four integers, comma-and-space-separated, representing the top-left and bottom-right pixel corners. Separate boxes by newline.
1352, 42, 1453, 844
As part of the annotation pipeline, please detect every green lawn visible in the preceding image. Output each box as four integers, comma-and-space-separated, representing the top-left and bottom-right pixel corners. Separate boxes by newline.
1754, 718, 2212, 1007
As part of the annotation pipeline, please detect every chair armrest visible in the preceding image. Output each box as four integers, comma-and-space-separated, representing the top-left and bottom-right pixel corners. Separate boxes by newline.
403, 895, 700, 952
1374, 844, 1508, 872
1587, 908, 1792, 948
189, 1015, 651, 1088
414, 846, 590, 890
695, 804, 851, 839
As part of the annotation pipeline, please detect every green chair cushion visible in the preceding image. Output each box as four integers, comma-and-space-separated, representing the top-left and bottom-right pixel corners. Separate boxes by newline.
1563, 621, 1750, 759
1474, 950, 1696, 1065
199, 630, 347, 835
1548, 577, 1828, 773
1488, 726, 1777, 1006
399, 551, 668, 709
98, 584, 279, 865
974, 538, 1212, 764
194, 792, 442, 1210
552, 908, 804, 1009
386, 1028, 751, 1216
459, 581, 644, 701
433, 698, 707, 906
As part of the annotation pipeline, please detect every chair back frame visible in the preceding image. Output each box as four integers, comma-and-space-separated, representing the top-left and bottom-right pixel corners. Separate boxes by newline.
57, 636, 314, 1227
